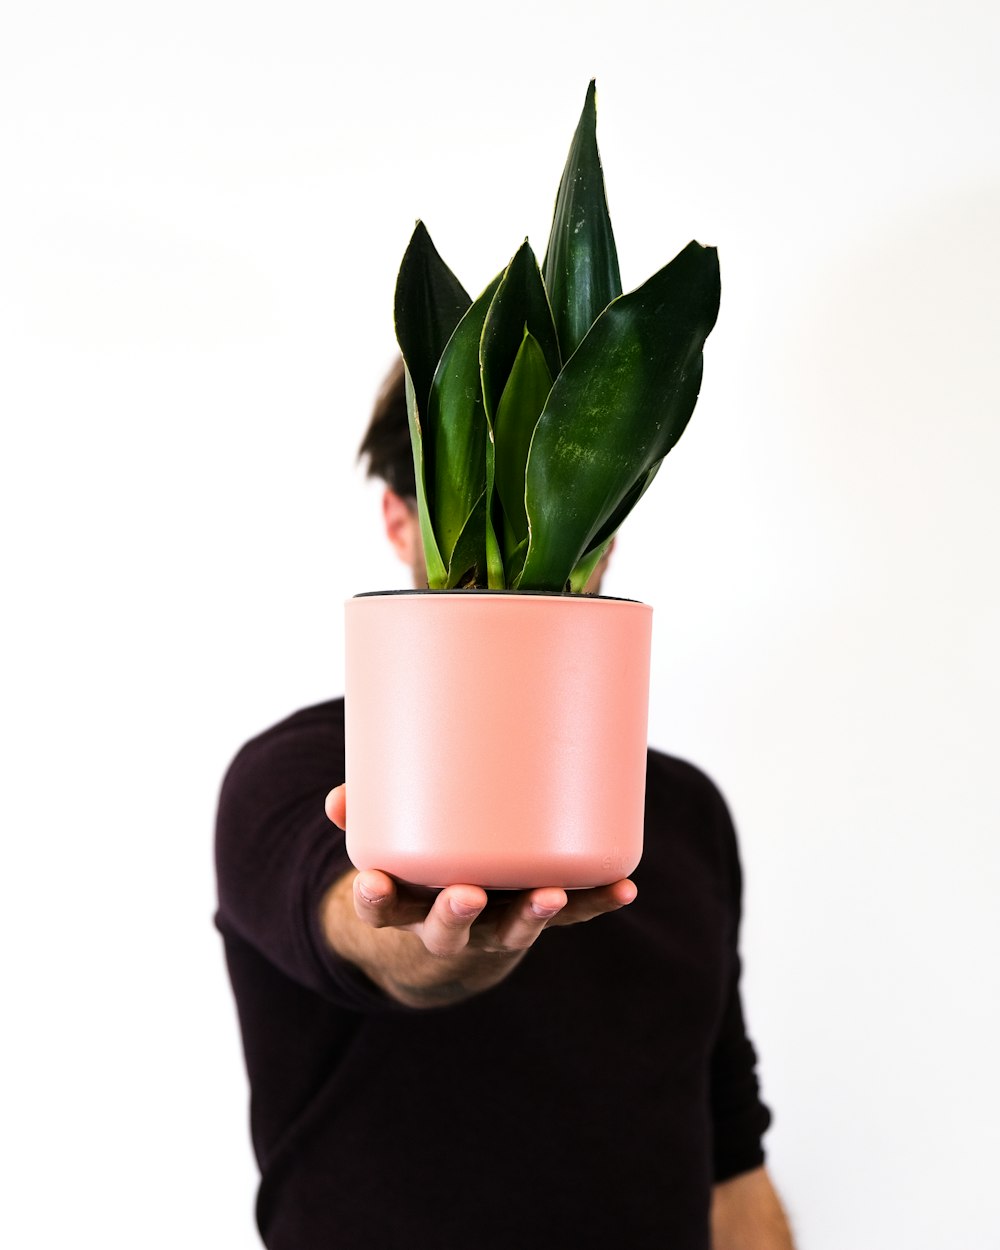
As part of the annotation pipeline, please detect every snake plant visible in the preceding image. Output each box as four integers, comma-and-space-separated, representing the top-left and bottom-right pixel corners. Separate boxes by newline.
395, 81, 721, 593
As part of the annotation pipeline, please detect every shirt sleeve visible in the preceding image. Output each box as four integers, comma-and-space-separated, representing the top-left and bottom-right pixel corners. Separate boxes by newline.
214, 705, 409, 1011
707, 784, 773, 1182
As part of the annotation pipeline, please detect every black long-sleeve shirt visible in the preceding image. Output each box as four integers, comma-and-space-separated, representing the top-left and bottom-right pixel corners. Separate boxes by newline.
216, 698, 771, 1249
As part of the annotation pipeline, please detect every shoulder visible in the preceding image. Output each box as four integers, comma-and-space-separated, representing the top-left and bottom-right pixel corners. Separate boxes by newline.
643, 746, 742, 907
234, 696, 345, 757
645, 746, 736, 832
225, 697, 345, 778
218, 698, 346, 827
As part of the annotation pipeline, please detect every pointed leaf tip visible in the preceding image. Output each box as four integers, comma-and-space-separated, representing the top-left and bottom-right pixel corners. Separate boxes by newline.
394, 221, 471, 587
543, 79, 621, 360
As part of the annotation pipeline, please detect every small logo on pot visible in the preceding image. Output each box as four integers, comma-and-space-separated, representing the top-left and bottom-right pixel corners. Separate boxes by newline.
601, 845, 629, 875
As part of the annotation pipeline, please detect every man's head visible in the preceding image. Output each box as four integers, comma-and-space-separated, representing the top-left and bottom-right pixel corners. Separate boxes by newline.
357, 357, 414, 501
357, 358, 426, 585
358, 358, 612, 591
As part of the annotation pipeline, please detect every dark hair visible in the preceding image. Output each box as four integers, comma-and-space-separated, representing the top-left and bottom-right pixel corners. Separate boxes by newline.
357, 357, 416, 499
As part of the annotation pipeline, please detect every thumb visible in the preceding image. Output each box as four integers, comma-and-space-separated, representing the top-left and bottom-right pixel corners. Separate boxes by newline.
325, 784, 347, 829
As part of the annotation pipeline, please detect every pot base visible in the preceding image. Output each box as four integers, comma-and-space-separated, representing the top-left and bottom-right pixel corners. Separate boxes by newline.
360, 844, 642, 893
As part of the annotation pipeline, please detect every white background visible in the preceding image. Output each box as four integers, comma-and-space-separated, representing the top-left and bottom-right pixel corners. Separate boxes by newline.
3, 1, 998, 1246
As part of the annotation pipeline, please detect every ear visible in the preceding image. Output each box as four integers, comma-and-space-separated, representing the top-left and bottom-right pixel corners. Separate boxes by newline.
382, 489, 420, 567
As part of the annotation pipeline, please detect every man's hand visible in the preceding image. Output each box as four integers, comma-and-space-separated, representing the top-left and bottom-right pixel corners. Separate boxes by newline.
711, 1168, 795, 1250
321, 784, 637, 1007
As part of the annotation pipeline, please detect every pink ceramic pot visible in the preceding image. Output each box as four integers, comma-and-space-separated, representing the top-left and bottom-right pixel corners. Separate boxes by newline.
344, 590, 652, 889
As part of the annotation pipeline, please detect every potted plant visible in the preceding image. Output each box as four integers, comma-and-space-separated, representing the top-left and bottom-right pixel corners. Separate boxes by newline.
345, 81, 720, 889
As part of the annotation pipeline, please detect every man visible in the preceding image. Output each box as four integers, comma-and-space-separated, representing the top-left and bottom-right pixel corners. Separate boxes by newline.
216, 361, 794, 1249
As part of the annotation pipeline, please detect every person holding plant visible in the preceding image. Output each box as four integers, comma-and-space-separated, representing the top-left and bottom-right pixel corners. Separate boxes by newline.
215, 361, 793, 1250
216, 83, 794, 1249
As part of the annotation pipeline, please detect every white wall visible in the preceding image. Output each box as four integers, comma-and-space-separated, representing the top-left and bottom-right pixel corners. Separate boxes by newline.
3, 2, 997, 1246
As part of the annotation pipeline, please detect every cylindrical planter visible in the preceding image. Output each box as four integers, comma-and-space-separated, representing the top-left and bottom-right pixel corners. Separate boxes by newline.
344, 590, 652, 890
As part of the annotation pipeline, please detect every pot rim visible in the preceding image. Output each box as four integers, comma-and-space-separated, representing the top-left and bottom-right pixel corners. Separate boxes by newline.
352, 588, 645, 605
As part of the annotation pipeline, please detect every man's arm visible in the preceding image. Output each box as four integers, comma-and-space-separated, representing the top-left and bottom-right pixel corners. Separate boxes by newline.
320, 784, 637, 1007
711, 1167, 795, 1250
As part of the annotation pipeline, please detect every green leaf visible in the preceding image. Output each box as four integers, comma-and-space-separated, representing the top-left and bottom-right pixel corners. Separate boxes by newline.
581, 459, 661, 559
520, 241, 721, 592
479, 241, 558, 590
483, 435, 506, 589
493, 329, 553, 555
561, 460, 660, 592
394, 223, 470, 589
481, 240, 560, 423
446, 491, 488, 587
568, 538, 613, 593
542, 80, 622, 361
505, 536, 529, 587
426, 271, 504, 571
395, 222, 471, 423
480, 241, 560, 589
484, 513, 505, 588
483, 402, 506, 590
403, 369, 448, 588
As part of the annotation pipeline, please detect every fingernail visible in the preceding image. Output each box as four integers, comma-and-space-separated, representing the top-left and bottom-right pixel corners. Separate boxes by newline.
530, 902, 559, 918
450, 898, 481, 918
358, 881, 382, 904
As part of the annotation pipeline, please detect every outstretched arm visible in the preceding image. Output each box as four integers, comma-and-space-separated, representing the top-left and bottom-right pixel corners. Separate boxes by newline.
320, 784, 637, 1007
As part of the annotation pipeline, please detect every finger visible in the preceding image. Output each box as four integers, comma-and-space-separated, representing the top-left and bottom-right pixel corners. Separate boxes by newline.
353, 873, 460, 930
419, 886, 488, 958
325, 785, 347, 829
352, 871, 424, 929
487, 888, 568, 952
545, 879, 637, 927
